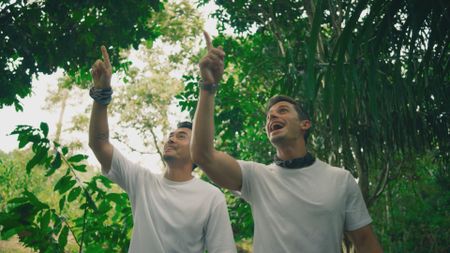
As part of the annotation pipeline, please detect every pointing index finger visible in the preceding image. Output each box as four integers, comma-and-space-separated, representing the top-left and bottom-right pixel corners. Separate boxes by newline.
203, 31, 212, 51
100, 45, 111, 68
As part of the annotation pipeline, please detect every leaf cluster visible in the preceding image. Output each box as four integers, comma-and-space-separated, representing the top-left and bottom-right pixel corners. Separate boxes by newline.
0, 0, 162, 110
1, 123, 132, 252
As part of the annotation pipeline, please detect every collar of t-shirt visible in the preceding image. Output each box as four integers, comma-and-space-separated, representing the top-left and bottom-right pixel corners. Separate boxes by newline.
274, 152, 316, 169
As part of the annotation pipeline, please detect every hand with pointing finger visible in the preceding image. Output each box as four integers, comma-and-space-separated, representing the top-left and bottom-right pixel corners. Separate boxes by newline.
199, 31, 225, 87
91, 46, 112, 89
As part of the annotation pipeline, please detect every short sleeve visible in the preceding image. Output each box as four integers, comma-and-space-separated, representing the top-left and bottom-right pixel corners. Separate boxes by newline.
237, 160, 258, 203
102, 147, 150, 197
344, 173, 373, 231
205, 194, 237, 253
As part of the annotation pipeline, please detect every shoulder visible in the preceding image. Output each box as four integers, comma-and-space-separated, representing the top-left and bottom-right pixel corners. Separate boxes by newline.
237, 159, 270, 172
316, 159, 351, 175
313, 159, 355, 185
193, 178, 224, 195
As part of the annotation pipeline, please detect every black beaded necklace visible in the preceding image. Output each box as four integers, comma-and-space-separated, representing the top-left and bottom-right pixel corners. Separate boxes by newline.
274, 152, 316, 169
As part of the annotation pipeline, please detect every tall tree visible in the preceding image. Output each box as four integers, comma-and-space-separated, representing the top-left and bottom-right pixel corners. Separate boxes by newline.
177, 0, 450, 247
0, 0, 162, 110
188, 0, 450, 203
111, 0, 204, 159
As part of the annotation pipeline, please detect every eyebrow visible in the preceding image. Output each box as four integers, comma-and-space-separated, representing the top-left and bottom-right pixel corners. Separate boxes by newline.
169, 130, 189, 136
268, 104, 290, 113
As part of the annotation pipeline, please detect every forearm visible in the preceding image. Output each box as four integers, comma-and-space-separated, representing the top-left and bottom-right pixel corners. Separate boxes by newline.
191, 90, 216, 165
349, 225, 383, 253
89, 102, 110, 149
193, 32, 242, 190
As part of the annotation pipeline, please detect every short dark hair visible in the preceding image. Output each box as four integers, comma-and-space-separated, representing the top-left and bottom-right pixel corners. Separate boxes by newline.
266, 95, 311, 143
176, 121, 196, 170
177, 121, 192, 130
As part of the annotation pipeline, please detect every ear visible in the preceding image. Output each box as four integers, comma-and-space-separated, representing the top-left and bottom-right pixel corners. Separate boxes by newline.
300, 120, 311, 131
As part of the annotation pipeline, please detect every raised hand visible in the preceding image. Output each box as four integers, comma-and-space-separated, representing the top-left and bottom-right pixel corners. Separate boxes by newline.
91, 46, 112, 89
199, 31, 225, 85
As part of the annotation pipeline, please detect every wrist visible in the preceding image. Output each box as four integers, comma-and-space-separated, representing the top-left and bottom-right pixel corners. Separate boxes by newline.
89, 86, 113, 105
199, 80, 219, 94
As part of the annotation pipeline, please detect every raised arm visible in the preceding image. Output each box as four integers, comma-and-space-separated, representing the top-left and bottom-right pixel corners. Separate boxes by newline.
191, 32, 242, 191
88, 46, 114, 173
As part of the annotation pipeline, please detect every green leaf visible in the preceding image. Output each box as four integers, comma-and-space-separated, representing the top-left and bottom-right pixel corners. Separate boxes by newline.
40, 210, 51, 229
54, 176, 76, 194
67, 154, 88, 163
26, 148, 48, 173
85, 245, 105, 253
106, 193, 124, 205
73, 164, 87, 172
52, 212, 62, 233
0, 212, 12, 224
8, 197, 28, 205
40, 122, 49, 137
98, 201, 111, 213
1, 227, 23, 240
18, 135, 30, 148
59, 196, 66, 211
62, 146, 69, 155
68, 187, 82, 202
51, 152, 62, 169
23, 190, 49, 210
58, 225, 69, 248
54, 175, 70, 192
60, 179, 77, 195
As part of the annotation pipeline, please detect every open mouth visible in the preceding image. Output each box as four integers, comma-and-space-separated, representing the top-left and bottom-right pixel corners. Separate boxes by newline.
164, 146, 176, 152
269, 122, 285, 133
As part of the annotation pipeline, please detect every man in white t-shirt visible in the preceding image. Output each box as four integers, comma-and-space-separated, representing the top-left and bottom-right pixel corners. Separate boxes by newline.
191, 32, 383, 253
88, 46, 236, 253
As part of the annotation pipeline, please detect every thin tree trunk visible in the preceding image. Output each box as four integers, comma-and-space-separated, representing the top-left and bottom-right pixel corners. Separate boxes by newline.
55, 89, 69, 143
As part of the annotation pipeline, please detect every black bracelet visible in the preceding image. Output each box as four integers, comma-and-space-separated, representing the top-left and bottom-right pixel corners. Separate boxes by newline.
199, 80, 219, 93
89, 86, 113, 105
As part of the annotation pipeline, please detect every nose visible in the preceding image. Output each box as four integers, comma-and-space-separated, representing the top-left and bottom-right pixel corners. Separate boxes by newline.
267, 111, 279, 121
168, 136, 175, 143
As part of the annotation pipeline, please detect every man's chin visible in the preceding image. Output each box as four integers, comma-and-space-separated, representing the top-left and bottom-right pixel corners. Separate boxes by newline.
269, 134, 285, 145
163, 154, 175, 161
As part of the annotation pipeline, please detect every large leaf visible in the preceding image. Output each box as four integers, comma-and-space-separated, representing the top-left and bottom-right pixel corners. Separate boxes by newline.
67, 154, 88, 163
68, 187, 82, 202
58, 225, 69, 248
40, 122, 49, 137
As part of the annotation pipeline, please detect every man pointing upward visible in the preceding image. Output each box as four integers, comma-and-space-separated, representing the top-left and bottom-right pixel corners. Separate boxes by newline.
191, 32, 383, 253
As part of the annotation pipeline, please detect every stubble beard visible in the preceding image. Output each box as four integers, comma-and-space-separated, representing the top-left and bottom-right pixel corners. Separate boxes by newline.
163, 154, 175, 162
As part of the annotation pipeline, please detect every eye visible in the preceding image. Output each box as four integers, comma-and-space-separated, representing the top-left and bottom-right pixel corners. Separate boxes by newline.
279, 108, 288, 113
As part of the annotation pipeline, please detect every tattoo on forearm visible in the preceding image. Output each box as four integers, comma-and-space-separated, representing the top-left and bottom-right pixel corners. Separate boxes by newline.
96, 132, 109, 141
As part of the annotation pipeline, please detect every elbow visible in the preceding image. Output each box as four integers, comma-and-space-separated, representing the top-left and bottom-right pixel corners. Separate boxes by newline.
88, 140, 107, 152
190, 146, 213, 167
88, 140, 97, 150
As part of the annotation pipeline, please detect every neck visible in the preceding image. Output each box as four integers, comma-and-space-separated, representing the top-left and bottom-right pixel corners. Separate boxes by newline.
164, 161, 193, 182
275, 138, 307, 160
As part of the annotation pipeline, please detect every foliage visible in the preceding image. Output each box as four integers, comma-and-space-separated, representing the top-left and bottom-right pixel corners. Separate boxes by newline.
0, 0, 162, 110
110, 0, 205, 157
371, 153, 450, 252
177, 0, 450, 250
0, 150, 50, 210
0, 123, 132, 252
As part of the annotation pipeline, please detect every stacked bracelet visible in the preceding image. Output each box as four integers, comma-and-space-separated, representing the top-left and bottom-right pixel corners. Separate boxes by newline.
199, 80, 219, 93
89, 86, 113, 105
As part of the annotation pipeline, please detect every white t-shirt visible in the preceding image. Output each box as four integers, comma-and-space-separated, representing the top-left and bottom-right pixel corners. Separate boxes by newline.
103, 147, 237, 253
237, 158, 372, 253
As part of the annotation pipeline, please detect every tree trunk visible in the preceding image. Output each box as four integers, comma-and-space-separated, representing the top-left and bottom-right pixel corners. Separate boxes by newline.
55, 89, 69, 143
